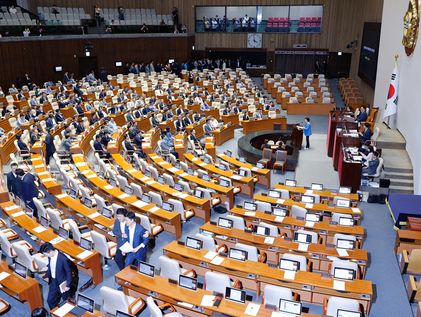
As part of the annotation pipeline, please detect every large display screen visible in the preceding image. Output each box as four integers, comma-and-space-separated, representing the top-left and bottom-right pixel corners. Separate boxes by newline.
358, 22, 381, 88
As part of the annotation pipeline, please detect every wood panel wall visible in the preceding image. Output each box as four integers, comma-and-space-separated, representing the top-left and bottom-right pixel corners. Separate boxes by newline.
0, 35, 194, 88
29, 0, 383, 103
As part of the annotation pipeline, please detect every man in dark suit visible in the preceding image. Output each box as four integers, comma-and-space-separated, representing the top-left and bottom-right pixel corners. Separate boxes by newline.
6, 163, 22, 199
176, 105, 185, 116
113, 208, 127, 270
203, 119, 213, 136
16, 134, 30, 153
55, 110, 64, 123
183, 115, 192, 126
39, 242, 72, 309
75, 103, 85, 116
123, 211, 150, 267
175, 116, 185, 132
356, 107, 368, 122
192, 112, 201, 122
94, 134, 110, 158
44, 128, 56, 165
46, 113, 56, 129
17, 169, 39, 218
72, 117, 85, 135
360, 123, 373, 144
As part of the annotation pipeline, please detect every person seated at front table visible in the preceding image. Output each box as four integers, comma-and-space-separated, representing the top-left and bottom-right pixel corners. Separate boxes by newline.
203, 119, 214, 136
253, 109, 263, 119
241, 110, 250, 121
356, 106, 368, 122
160, 132, 179, 159
362, 151, 380, 176
360, 123, 372, 144
261, 139, 271, 150
94, 134, 111, 159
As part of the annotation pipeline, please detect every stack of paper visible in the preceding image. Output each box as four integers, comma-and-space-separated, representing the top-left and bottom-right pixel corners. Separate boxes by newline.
200, 295, 215, 307
52, 303, 75, 317
210, 256, 225, 265
244, 303, 260, 316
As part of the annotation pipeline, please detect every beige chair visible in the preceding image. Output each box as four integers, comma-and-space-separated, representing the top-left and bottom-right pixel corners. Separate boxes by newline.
273, 150, 287, 174
146, 296, 183, 317
138, 214, 163, 237
263, 285, 298, 307
0, 232, 32, 258
68, 219, 92, 243
46, 208, 71, 231
90, 231, 117, 269
323, 296, 360, 316
100, 286, 145, 315
281, 253, 310, 271
328, 259, 360, 279
258, 148, 272, 168
195, 233, 227, 254
11, 242, 47, 273
233, 243, 267, 263
158, 255, 196, 281
205, 271, 242, 294
168, 198, 195, 222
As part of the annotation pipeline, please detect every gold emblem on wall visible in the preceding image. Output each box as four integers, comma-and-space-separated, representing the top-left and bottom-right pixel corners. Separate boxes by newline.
402, 0, 420, 56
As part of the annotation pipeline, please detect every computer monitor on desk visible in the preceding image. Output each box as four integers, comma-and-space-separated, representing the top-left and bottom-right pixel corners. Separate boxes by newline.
225, 287, 246, 303
279, 299, 302, 315
337, 309, 362, 317
179, 275, 198, 291
285, 179, 296, 187
253, 225, 270, 236
301, 195, 315, 204
80, 237, 92, 251
14, 262, 27, 278
336, 238, 355, 250
116, 311, 134, 317
162, 202, 173, 212
186, 237, 203, 250
294, 232, 312, 244
279, 259, 300, 271
229, 248, 248, 261
218, 217, 233, 228
334, 267, 356, 280
336, 198, 351, 208
311, 183, 323, 191
339, 186, 352, 194
244, 201, 257, 211
268, 190, 281, 198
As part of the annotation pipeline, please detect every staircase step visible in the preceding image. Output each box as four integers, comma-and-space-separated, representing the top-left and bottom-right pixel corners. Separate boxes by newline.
384, 166, 413, 173
389, 188, 414, 194
376, 141, 406, 150
389, 178, 414, 186
389, 184, 414, 191
383, 172, 413, 180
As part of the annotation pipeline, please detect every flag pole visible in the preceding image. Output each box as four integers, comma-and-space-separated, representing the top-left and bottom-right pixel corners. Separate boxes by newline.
382, 54, 399, 129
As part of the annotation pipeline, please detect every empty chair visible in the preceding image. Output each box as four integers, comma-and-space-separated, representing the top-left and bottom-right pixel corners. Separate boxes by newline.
146, 296, 183, 317
197, 187, 221, 206
331, 212, 353, 224
195, 233, 227, 253
324, 296, 360, 317
131, 182, 143, 198
296, 229, 319, 244
158, 255, 196, 281
12, 242, 47, 273
263, 285, 296, 307
0, 231, 32, 259
258, 148, 272, 168
334, 233, 358, 249
205, 271, 241, 294
273, 150, 287, 174
149, 191, 163, 207
256, 201, 272, 213
281, 253, 309, 271
100, 286, 144, 315
329, 259, 359, 279
179, 180, 193, 194
274, 188, 290, 199
90, 231, 117, 269
226, 214, 246, 230
163, 173, 175, 187
234, 243, 266, 263
168, 198, 195, 222
46, 208, 71, 231
68, 219, 91, 243
258, 222, 279, 237
291, 205, 307, 219
94, 194, 108, 213
117, 175, 130, 191
138, 214, 163, 237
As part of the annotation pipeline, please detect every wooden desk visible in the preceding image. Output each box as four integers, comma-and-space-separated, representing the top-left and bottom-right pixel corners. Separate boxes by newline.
200, 222, 368, 274
112, 153, 211, 222
229, 207, 365, 249
149, 153, 234, 208
186, 118, 206, 139
326, 112, 358, 157
0, 260, 43, 311
0, 201, 103, 285
184, 153, 254, 198
395, 229, 421, 254
407, 217, 421, 231
217, 153, 271, 188
213, 123, 235, 146
285, 102, 335, 115
242, 117, 287, 135
221, 114, 239, 127
72, 154, 182, 239
253, 193, 363, 223
333, 132, 360, 171
115, 266, 320, 317
274, 184, 359, 202
163, 241, 372, 314
204, 137, 216, 160
31, 154, 62, 195
338, 147, 362, 193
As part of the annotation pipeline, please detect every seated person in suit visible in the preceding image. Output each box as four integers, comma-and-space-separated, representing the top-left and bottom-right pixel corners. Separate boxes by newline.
183, 115, 192, 126
360, 123, 372, 144
175, 115, 185, 132
7, 162, 22, 199
253, 109, 263, 119
45, 112, 56, 129
94, 134, 111, 158
362, 151, 380, 175
16, 133, 31, 156
72, 117, 85, 134
188, 129, 204, 148
356, 107, 368, 122
192, 111, 202, 122
203, 119, 214, 136
123, 211, 150, 267
55, 109, 65, 123
160, 132, 178, 159
241, 110, 250, 121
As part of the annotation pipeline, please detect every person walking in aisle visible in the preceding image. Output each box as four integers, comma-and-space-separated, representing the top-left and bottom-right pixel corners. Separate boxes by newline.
300, 117, 312, 149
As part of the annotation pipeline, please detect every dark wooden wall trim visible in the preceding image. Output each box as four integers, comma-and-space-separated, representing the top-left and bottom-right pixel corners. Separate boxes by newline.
0, 35, 194, 87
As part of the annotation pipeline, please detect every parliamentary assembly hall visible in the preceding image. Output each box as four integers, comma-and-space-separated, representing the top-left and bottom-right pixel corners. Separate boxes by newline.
0, 0, 420, 316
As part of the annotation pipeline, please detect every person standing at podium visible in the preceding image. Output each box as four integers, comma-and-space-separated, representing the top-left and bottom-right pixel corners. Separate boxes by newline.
300, 117, 312, 149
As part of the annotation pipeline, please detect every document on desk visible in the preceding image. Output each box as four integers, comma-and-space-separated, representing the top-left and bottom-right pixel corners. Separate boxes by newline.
251, 167, 259, 172
245, 211, 256, 217
336, 248, 349, 257
201, 295, 216, 307
169, 167, 178, 173
56, 193, 68, 199
179, 193, 188, 199
244, 303, 260, 316
210, 256, 225, 265
0, 272, 10, 282
333, 280, 346, 291
232, 175, 242, 180
352, 208, 361, 214
128, 169, 137, 173
6, 205, 20, 212
148, 206, 160, 213
305, 203, 314, 209
50, 237, 65, 245
276, 199, 285, 204
283, 270, 296, 280
305, 190, 314, 194
104, 185, 114, 190
86, 174, 96, 179
133, 200, 147, 208
33, 225, 47, 233
119, 241, 134, 253
53, 303, 75, 317
264, 237, 275, 245
118, 193, 130, 199
146, 180, 155, 185
88, 212, 101, 219
298, 243, 309, 252
179, 172, 188, 177
204, 251, 218, 260
274, 216, 285, 223
77, 250, 93, 260
140, 177, 149, 182
305, 221, 315, 228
